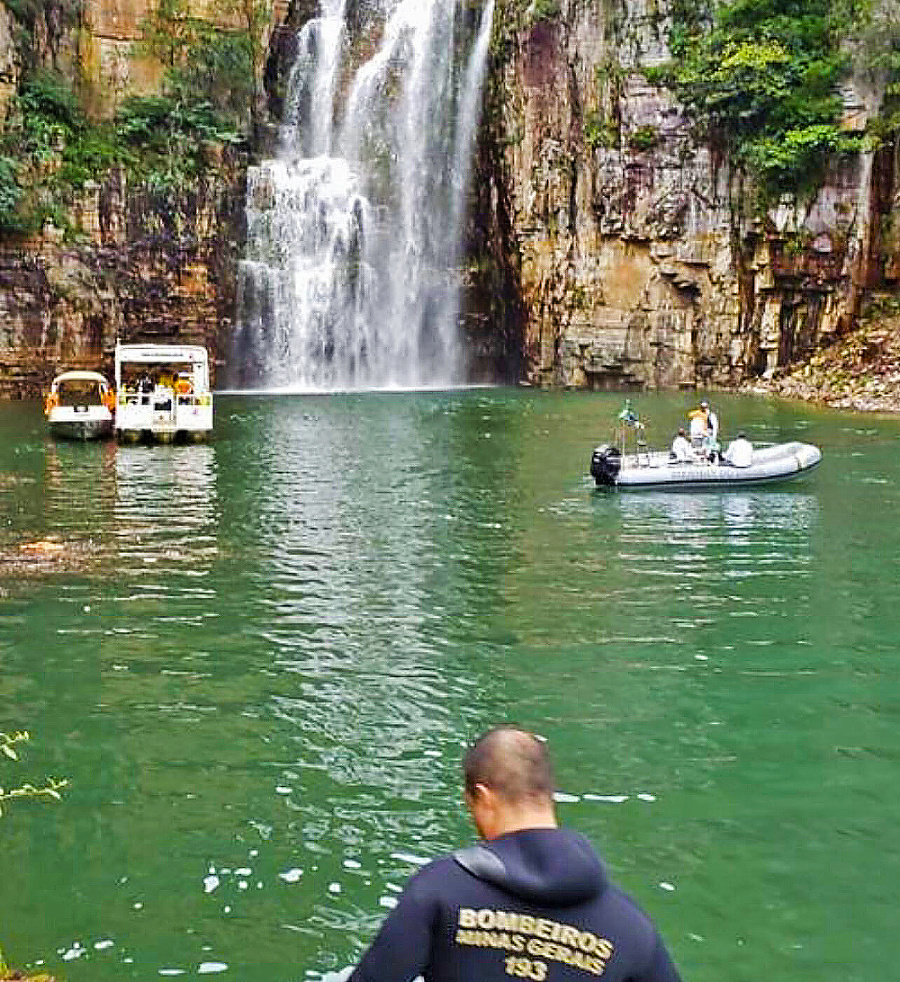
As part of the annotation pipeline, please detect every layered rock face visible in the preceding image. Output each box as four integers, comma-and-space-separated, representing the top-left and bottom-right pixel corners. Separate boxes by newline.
2, 0, 898, 396
0, 164, 245, 397
0, 0, 253, 397
474, 0, 899, 389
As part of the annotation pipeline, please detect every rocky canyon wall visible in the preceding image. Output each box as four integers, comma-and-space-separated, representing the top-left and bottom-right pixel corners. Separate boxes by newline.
0, 0, 259, 397
470, 0, 900, 389
2, 0, 899, 396
0, 162, 245, 397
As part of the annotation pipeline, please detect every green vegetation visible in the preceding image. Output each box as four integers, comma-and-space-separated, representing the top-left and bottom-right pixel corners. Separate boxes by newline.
0, 730, 67, 816
0, 0, 263, 236
584, 109, 619, 150
650, 0, 900, 201
628, 124, 658, 151
582, 58, 624, 153
530, 0, 561, 22
1, 731, 66, 980
847, 0, 900, 139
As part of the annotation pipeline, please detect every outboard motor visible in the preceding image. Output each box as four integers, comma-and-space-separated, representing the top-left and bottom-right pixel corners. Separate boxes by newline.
590, 445, 621, 486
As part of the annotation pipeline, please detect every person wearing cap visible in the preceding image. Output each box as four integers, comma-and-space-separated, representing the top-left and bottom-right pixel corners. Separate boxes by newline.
670, 428, 693, 463
724, 432, 753, 467
347, 726, 683, 982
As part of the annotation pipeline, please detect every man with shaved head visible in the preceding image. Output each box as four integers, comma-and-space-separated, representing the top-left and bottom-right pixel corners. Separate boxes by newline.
348, 726, 683, 982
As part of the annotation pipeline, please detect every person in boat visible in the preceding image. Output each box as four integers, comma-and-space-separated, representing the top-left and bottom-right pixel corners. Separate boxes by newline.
703, 401, 719, 443
670, 428, 694, 463
723, 432, 753, 467
688, 404, 708, 449
347, 726, 683, 982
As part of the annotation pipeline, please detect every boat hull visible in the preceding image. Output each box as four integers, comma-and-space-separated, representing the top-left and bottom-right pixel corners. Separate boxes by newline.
591, 441, 822, 490
48, 410, 113, 441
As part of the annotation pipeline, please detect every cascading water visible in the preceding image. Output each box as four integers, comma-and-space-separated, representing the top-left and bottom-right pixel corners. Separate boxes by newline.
231, 0, 496, 391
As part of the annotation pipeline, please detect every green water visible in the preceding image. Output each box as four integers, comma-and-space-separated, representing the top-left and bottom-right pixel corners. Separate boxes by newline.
0, 390, 898, 982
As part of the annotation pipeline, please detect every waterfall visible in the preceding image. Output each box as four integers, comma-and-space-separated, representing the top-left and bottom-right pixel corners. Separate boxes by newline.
231, 0, 496, 392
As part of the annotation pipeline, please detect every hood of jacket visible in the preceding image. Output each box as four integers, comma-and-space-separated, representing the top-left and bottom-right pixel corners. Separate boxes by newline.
453, 827, 607, 907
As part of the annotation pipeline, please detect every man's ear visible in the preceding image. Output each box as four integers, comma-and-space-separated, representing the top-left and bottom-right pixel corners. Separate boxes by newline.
470, 782, 495, 809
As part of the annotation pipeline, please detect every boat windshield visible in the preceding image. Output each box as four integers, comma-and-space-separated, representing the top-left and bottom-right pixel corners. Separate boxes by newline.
57, 380, 104, 406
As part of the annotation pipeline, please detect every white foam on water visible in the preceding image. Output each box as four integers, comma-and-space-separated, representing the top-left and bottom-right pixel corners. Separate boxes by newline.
198, 962, 229, 974
94, 940, 114, 950
583, 794, 629, 803
391, 851, 430, 866
276, 786, 293, 795
317, 968, 353, 982
328, 882, 342, 893
235, 867, 252, 876
342, 859, 362, 869
279, 868, 304, 883
659, 882, 676, 891
238, 881, 248, 890
554, 792, 580, 803
159, 970, 186, 976
637, 793, 657, 802
62, 944, 86, 961
379, 896, 398, 909
203, 875, 220, 894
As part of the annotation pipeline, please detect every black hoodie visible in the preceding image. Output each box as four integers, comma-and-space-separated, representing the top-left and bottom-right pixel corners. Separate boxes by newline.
350, 828, 682, 982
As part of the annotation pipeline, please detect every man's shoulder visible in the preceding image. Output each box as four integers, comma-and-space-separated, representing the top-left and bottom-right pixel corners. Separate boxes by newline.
402, 854, 468, 896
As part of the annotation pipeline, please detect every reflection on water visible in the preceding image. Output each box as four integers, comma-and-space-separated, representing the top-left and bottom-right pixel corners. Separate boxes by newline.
617, 488, 819, 534
112, 444, 220, 569
1, 393, 899, 982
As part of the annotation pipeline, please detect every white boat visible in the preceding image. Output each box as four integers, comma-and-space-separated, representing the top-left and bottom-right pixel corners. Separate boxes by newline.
590, 401, 821, 489
44, 371, 114, 441
591, 441, 822, 489
114, 343, 213, 443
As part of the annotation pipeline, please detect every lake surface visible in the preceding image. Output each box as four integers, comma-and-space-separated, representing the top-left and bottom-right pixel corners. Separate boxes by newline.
1, 389, 898, 982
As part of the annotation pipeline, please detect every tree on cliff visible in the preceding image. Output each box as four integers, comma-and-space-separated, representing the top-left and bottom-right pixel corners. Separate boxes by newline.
660, 0, 854, 198
845, 0, 900, 142
139, 0, 271, 132
654, 0, 900, 200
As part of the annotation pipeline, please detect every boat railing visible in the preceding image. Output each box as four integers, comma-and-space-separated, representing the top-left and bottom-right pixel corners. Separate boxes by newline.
119, 388, 210, 411
176, 392, 212, 407
119, 391, 154, 407
615, 422, 650, 468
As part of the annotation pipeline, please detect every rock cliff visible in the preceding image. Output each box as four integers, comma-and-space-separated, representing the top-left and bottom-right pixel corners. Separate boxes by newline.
0, 0, 253, 396
1, 0, 898, 396
0, 162, 245, 397
469, 0, 900, 389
